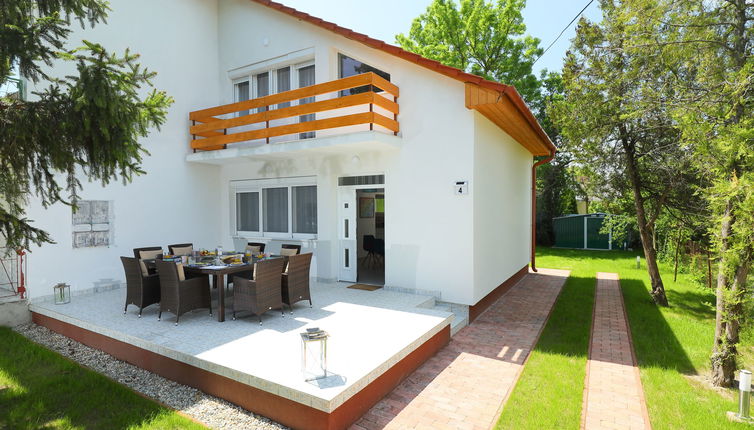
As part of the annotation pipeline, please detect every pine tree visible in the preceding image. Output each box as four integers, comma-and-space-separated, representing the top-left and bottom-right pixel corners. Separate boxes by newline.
0, 1, 173, 252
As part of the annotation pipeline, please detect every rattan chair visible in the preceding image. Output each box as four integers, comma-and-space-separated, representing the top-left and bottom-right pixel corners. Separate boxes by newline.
232, 243, 267, 283
232, 258, 286, 324
133, 246, 163, 259
280, 243, 301, 256
133, 246, 163, 275
121, 257, 161, 317
246, 242, 266, 253
282, 253, 313, 313
168, 243, 193, 256
155, 260, 212, 325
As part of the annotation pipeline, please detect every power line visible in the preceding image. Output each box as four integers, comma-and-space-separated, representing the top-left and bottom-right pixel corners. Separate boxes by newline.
533, 0, 596, 66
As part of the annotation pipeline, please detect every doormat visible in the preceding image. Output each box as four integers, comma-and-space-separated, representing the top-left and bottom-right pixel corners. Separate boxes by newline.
347, 284, 383, 291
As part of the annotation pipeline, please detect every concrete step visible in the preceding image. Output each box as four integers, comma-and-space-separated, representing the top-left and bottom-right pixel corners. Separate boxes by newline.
429, 301, 469, 336
0, 299, 31, 327
415, 296, 437, 309
450, 316, 468, 336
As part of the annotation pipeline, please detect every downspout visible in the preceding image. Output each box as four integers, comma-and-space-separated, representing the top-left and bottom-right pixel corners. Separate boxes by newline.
531, 152, 554, 272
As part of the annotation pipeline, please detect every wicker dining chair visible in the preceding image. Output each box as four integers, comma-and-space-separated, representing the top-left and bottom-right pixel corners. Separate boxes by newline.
133, 246, 163, 259
231, 243, 266, 283
280, 244, 301, 256
121, 257, 161, 317
155, 260, 212, 325
133, 246, 163, 275
282, 253, 313, 313
168, 243, 193, 256
232, 258, 286, 324
246, 242, 266, 253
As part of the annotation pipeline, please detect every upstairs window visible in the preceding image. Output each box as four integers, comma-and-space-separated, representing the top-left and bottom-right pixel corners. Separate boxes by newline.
256, 72, 270, 113
234, 80, 250, 116
338, 53, 391, 96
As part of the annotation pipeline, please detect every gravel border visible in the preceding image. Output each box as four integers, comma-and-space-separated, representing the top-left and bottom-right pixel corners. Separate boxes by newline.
13, 323, 288, 430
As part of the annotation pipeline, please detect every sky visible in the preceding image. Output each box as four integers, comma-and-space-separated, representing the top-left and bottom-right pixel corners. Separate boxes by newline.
279, 0, 602, 76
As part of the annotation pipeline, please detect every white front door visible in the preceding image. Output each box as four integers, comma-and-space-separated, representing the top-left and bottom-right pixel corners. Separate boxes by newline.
337, 187, 357, 282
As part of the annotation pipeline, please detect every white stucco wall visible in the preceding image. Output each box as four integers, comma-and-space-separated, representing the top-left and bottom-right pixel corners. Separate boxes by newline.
214, 0, 479, 304
22, 0, 223, 299
19, 0, 536, 307
472, 112, 533, 303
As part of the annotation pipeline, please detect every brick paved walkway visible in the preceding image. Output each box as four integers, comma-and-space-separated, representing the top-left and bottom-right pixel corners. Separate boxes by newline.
351, 268, 569, 430
582, 272, 651, 430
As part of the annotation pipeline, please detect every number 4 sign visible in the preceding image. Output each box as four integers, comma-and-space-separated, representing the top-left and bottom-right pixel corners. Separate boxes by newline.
455, 181, 469, 195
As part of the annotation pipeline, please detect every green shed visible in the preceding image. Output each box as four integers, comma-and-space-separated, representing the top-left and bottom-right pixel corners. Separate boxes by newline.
553, 213, 613, 250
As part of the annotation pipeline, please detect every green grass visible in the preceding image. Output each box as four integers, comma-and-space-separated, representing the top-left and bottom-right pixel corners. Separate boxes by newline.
0, 327, 205, 430
496, 247, 751, 429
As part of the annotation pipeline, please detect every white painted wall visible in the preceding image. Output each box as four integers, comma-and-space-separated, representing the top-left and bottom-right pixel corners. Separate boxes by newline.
20, 0, 536, 307
472, 112, 533, 303
22, 0, 223, 299
212, 0, 480, 304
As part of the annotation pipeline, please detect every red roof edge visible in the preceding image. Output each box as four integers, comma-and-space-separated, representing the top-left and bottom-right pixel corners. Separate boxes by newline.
250, 0, 555, 155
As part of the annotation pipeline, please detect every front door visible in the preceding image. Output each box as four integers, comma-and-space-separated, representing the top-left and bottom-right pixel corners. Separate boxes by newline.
337, 187, 357, 282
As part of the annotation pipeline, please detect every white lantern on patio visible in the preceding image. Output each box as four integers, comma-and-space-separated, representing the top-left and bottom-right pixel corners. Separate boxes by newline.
300, 328, 328, 381
53, 283, 71, 305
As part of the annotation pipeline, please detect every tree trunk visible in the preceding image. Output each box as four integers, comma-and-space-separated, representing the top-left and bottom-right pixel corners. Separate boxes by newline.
712, 201, 735, 386
711, 200, 752, 386
623, 137, 669, 306
673, 229, 681, 282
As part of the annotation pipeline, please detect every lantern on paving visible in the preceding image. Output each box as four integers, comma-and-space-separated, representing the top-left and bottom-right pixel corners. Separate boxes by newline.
53, 283, 71, 305
300, 328, 328, 381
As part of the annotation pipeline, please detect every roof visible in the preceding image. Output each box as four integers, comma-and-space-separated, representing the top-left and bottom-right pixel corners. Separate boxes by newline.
249, 0, 556, 156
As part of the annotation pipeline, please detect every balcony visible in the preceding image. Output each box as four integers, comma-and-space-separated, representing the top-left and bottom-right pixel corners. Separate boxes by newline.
188, 73, 400, 159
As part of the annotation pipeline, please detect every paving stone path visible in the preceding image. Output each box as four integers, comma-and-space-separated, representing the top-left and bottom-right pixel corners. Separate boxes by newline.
581, 272, 651, 430
351, 268, 569, 430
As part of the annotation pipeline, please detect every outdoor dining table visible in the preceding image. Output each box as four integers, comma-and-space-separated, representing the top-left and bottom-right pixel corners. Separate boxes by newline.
183, 255, 286, 322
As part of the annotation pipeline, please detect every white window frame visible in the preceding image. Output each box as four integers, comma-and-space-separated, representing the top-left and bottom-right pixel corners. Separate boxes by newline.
227, 50, 315, 111
335, 50, 392, 94
231, 176, 318, 240
233, 77, 250, 117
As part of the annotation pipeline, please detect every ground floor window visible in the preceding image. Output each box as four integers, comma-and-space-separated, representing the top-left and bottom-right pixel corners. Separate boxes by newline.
232, 177, 317, 239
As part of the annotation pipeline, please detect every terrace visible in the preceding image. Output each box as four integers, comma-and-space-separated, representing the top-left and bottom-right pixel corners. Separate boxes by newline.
29, 279, 451, 430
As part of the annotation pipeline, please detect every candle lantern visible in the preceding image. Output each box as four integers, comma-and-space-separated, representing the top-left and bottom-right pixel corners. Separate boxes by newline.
53, 283, 71, 305
300, 328, 329, 381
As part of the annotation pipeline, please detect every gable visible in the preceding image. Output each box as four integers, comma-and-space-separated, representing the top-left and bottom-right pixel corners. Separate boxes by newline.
249, 0, 556, 156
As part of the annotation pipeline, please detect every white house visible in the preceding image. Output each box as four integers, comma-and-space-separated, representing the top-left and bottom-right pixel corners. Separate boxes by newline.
23, 0, 555, 322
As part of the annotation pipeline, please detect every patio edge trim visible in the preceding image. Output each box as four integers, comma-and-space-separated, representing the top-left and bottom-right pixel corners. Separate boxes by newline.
31, 312, 450, 430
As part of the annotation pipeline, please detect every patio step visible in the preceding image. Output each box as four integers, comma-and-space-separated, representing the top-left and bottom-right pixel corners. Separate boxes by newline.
450, 316, 468, 336
414, 296, 468, 336
431, 301, 468, 336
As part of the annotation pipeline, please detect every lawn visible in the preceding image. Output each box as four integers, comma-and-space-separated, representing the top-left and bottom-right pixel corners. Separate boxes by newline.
0, 327, 205, 430
496, 247, 751, 430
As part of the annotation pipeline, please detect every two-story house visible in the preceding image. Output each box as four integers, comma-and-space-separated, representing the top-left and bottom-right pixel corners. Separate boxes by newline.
24, 0, 554, 322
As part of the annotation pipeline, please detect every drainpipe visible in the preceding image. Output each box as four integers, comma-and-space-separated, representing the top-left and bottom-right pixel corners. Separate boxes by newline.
531, 152, 554, 272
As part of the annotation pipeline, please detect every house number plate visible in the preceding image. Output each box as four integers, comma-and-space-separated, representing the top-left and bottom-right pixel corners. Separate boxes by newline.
455, 181, 469, 195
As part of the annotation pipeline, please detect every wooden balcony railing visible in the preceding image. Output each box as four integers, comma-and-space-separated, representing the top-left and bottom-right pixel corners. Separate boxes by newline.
189, 72, 399, 151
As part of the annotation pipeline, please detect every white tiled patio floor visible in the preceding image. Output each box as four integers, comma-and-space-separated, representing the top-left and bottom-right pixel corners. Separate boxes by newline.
30, 281, 452, 412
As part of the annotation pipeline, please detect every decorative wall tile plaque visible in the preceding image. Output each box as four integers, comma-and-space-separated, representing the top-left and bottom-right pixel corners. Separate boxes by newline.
72, 201, 113, 248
